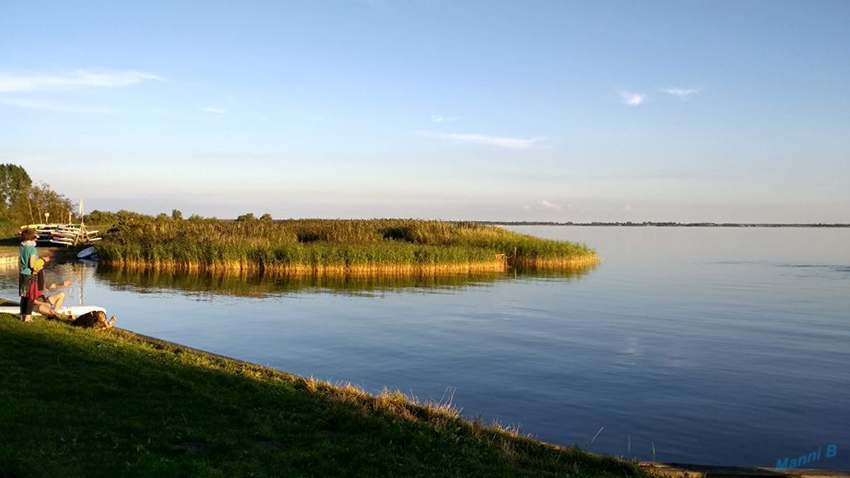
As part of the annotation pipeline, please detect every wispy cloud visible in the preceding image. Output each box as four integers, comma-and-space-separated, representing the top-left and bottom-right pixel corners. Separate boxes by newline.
523, 200, 570, 212
0, 69, 163, 93
431, 114, 459, 123
618, 90, 646, 106
660, 87, 698, 101
419, 132, 544, 150
538, 199, 562, 211
203, 107, 227, 114
0, 97, 115, 113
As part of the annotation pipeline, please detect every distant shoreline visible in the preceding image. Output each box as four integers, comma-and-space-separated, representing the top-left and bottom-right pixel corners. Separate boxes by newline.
474, 221, 850, 228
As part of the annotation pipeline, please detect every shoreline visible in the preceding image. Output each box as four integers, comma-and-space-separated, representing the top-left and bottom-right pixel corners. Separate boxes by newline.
6, 315, 844, 477
99, 254, 601, 276
122, 331, 850, 477
0, 248, 57, 267
484, 222, 850, 228
641, 462, 850, 477
0, 314, 641, 477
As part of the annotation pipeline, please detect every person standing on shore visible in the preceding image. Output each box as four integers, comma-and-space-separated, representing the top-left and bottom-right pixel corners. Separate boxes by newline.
19, 228, 45, 323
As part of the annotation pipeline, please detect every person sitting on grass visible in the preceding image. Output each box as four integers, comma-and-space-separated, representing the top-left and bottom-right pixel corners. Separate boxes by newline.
28, 259, 116, 329
29, 259, 73, 320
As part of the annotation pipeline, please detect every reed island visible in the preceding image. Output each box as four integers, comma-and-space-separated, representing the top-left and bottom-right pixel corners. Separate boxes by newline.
96, 218, 599, 276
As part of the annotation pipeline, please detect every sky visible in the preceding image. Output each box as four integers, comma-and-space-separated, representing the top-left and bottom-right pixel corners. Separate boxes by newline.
1, 0, 849, 222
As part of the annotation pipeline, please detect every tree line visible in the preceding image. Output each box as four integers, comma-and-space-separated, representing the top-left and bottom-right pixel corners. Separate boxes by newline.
0, 163, 279, 236
84, 209, 275, 226
0, 164, 75, 234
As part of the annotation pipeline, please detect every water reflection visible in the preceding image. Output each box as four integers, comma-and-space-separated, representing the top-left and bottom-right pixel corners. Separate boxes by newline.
93, 263, 597, 298
3, 227, 850, 468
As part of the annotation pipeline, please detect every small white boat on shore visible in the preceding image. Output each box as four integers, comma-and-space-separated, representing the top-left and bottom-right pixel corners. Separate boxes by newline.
77, 246, 98, 259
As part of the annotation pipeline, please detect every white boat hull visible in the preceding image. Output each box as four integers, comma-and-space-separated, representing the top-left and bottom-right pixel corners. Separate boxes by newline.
77, 246, 98, 259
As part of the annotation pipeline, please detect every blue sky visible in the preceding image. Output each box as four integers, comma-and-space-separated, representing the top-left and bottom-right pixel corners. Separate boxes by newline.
1, 0, 848, 222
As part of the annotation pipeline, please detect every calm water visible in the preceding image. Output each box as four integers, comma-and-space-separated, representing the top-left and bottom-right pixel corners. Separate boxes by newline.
3, 227, 849, 469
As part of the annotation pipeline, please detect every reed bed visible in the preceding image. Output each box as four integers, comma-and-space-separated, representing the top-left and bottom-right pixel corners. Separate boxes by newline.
97, 218, 598, 276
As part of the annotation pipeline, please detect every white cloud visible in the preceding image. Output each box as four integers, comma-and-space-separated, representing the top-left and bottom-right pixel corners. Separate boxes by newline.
618, 90, 646, 106
0, 69, 163, 93
0, 97, 114, 113
538, 199, 562, 211
419, 132, 543, 150
431, 114, 459, 123
660, 87, 698, 101
203, 107, 227, 114
523, 200, 569, 212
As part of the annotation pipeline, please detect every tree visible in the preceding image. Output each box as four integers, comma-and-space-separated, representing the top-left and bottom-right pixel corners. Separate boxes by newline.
27, 182, 74, 224
116, 210, 149, 222
0, 164, 80, 233
172, 209, 183, 220
260, 213, 273, 222
0, 164, 33, 221
87, 210, 118, 224
84, 210, 152, 228
236, 213, 256, 222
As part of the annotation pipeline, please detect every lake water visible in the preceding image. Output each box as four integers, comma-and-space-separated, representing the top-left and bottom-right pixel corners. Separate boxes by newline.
3, 227, 849, 469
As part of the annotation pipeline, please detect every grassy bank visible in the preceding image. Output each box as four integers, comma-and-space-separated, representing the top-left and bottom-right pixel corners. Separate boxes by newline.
0, 315, 642, 478
96, 219, 598, 276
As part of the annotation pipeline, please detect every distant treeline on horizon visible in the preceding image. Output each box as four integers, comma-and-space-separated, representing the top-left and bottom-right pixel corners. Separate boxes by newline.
79, 210, 849, 229
473, 221, 850, 228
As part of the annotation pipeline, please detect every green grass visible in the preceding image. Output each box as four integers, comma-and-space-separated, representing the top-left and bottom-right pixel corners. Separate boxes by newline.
96, 218, 598, 275
0, 315, 643, 478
